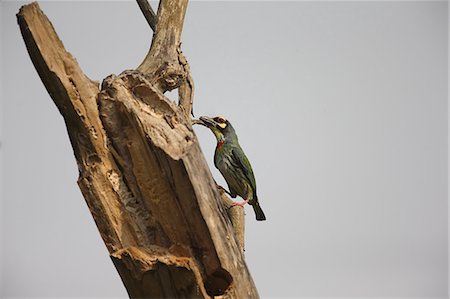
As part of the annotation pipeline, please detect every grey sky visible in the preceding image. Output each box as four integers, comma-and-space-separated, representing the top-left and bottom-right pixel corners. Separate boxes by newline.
1, 1, 448, 298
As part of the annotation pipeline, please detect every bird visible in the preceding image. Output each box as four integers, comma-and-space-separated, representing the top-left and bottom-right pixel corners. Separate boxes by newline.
198, 116, 266, 221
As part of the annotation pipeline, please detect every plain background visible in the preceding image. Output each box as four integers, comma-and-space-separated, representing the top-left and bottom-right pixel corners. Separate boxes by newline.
0, 1, 448, 298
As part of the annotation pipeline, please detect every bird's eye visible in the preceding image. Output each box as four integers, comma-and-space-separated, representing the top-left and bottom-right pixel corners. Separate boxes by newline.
213, 116, 227, 128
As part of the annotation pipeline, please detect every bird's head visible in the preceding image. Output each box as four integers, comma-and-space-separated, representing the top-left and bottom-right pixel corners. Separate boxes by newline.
198, 116, 237, 142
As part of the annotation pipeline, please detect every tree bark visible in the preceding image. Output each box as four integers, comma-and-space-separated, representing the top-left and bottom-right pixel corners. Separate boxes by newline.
17, 1, 256, 298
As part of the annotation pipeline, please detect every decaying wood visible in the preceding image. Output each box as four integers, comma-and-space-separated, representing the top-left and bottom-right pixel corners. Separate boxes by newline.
220, 191, 245, 253
17, 1, 255, 298
138, 0, 194, 117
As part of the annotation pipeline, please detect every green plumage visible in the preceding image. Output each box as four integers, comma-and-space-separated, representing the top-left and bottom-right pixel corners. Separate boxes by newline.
199, 116, 266, 221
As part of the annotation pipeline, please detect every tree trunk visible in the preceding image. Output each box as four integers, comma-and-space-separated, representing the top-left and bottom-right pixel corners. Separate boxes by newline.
17, 1, 257, 298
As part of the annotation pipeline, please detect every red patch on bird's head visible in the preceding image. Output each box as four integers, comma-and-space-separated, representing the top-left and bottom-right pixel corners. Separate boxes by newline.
213, 116, 227, 123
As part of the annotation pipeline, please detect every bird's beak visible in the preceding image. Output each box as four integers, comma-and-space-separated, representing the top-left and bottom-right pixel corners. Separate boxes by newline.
198, 116, 218, 128
192, 119, 205, 126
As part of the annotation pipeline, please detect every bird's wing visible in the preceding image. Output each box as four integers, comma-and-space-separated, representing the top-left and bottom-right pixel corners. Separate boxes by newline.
231, 147, 257, 194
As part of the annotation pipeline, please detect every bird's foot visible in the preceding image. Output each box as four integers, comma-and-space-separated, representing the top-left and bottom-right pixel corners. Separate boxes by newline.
232, 199, 250, 207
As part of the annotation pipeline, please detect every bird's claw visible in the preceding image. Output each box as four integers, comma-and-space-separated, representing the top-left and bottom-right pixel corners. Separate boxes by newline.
232, 199, 250, 207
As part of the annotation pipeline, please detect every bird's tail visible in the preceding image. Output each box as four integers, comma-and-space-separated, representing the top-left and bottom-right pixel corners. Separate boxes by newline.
252, 201, 266, 221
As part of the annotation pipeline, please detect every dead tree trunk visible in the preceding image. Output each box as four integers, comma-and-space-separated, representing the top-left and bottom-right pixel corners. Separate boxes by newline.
17, 1, 257, 298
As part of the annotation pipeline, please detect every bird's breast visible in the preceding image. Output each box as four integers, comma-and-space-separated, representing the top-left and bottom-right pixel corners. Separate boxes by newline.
214, 151, 231, 172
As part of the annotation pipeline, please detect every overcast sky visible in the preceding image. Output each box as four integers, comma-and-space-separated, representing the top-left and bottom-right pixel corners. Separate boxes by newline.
1, 1, 448, 298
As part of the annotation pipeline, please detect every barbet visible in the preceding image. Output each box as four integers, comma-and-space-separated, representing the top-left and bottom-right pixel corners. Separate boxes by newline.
199, 116, 266, 221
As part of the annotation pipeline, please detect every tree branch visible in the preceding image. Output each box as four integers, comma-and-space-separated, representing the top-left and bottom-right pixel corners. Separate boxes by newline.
17, 2, 255, 298
137, 0, 194, 116
136, 0, 157, 32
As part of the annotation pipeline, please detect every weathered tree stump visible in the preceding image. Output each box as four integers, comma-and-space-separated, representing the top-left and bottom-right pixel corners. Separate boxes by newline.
17, 1, 257, 298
